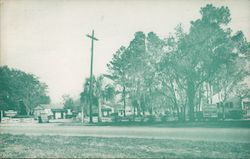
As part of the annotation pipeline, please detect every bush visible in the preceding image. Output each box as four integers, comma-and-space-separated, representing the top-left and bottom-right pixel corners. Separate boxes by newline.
196, 111, 203, 121
228, 110, 243, 119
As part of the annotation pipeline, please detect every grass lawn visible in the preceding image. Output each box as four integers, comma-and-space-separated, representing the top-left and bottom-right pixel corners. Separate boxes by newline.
0, 134, 250, 158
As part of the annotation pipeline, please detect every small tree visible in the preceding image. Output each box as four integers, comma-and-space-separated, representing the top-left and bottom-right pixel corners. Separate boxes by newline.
62, 95, 74, 110
107, 46, 130, 116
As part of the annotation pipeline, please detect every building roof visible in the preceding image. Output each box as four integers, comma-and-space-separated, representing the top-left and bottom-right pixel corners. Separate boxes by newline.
34, 106, 44, 110
51, 108, 67, 112
101, 105, 113, 111
34, 104, 50, 110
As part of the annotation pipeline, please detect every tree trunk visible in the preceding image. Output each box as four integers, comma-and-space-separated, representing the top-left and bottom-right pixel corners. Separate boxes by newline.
222, 102, 225, 120
187, 80, 195, 121
183, 106, 186, 122
149, 88, 153, 116
206, 83, 209, 104
177, 107, 180, 121
98, 99, 102, 122
133, 102, 136, 121
123, 86, 126, 117
209, 82, 213, 104
198, 87, 202, 112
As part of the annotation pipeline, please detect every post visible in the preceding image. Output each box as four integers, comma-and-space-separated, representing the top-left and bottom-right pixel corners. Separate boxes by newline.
0, 110, 2, 123
123, 86, 126, 117
81, 106, 84, 123
98, 101, 102, 122
89, 31, 94, 123
86, 30, 98, 123
222, 103, 225, 120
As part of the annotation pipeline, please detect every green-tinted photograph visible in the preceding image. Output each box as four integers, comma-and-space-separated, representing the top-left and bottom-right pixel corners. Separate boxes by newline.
0, 0, 250, 158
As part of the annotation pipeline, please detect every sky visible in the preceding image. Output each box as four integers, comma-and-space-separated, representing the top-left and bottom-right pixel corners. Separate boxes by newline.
1, 0, 250, 104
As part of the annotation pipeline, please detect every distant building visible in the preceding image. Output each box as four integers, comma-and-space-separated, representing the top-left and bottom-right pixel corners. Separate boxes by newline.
51, 108, 67, 119
34, 106, 44, 119
101, 104, 114, 117
34, 104, 53, 120
211, 92, 250, 118
112, 103, 135, 116
242, 98, 250, 117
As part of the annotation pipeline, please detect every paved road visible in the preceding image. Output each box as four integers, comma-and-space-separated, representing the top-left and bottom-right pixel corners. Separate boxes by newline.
0, 123, 250, 143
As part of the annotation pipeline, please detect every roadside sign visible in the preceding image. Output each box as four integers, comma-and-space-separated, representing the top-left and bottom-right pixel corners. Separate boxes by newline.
203, 104, 218, 118
4, 110, 17, 117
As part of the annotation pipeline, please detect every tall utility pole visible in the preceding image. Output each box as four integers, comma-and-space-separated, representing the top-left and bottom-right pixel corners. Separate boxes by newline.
86, 30, 98, 123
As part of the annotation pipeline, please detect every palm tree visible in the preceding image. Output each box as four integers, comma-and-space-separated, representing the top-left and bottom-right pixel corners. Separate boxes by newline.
81, 75, 117, 122
104, 84, 115, 103
95, 75, 104, 121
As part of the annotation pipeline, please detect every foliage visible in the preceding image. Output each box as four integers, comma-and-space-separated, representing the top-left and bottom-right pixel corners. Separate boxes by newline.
106, 4, 250, 121
103, 84, 115, 102
107, 46, 130, 116
80, 75, 115, 115
0, 66, 50, 113
80, 76, 98, 115
62, 94, 74, 110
